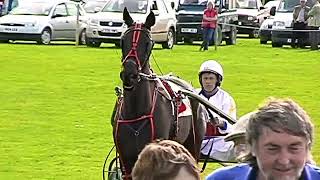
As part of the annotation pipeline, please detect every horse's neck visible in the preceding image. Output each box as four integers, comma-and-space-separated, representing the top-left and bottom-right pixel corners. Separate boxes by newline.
123, 79, 155, 119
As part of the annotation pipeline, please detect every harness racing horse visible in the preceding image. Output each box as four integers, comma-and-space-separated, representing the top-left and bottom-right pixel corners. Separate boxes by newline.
113, 8, 206, 179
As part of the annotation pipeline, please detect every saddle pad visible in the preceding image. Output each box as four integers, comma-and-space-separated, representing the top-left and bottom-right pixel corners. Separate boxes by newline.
156, 79, 192, 117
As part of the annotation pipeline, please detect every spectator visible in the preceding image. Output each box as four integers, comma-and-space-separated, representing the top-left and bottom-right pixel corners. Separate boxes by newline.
0, 0, 4, 16
292, 0, 310, 48
200, 1, 218, 51
308, 0, 320, 50
206, 98, 320, 180
197, 60, 237, 161
132, 140, 200, 180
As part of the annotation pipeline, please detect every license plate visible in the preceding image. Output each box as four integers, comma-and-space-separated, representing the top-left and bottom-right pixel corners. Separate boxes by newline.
4, 27, 18, 32
101, 28, 117, 33
181, 28, 197, 33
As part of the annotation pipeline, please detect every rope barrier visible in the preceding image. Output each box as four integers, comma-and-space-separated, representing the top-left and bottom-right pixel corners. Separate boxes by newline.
177, 22, 320, 32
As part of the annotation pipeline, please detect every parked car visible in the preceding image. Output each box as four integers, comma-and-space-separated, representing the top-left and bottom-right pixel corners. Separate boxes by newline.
82, 0, 109, 14
271, 0, 314, 47
85, 0, 177, 48
0, 0, 88, 44
259, 1, 279, 44
175, 0, 238, 45
234, 0, 265, 38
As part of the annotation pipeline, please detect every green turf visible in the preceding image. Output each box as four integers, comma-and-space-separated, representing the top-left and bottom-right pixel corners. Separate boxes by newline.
0, 39, 319, 179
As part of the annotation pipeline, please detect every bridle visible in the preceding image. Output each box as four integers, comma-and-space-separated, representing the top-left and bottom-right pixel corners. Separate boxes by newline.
121, 23, 154, 88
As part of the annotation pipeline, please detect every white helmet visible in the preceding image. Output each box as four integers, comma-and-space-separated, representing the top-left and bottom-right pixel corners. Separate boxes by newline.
199, 60, 224, 86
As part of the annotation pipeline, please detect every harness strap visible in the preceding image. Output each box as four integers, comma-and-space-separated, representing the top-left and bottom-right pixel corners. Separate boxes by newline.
123, 23, 143, 71
114, 87, 158, 179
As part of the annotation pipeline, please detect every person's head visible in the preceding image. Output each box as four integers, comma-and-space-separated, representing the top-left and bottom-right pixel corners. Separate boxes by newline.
300, 0, 306, 7
132, 140, 200, 180
225, 112, 255, 160
198, 60, 224, 92
207, 0, 214, 9
242, 98, 314, 180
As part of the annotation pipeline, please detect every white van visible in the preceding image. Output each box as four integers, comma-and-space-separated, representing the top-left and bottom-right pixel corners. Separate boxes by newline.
85, 0, 177, 48
271, 0, 314, 47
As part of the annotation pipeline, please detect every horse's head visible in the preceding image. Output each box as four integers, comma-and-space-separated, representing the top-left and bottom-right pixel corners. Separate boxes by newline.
120, 7, 155, 90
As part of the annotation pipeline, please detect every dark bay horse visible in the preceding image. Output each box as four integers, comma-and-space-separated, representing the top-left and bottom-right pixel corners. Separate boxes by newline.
113, 8, 206, 179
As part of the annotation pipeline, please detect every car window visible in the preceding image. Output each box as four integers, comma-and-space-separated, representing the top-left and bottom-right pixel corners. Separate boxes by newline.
9, 2, 53, 16
53, 3, 68, 17
66, 3, 81, 16
83, 1, 107, 13
157, 0, 168, 13
236, 0, 258, 9
179, 0, 207, 5
102, 0, 148, 14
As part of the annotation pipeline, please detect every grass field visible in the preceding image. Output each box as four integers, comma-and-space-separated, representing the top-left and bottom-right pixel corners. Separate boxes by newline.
0, 39, 319, 179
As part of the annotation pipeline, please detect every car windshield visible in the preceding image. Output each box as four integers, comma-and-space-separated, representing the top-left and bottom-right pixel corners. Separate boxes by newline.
264, 0, 280, 9
83, 1, 108, 13
101, 0, 148, 14
179, 0, 208, 5
9, 2, 53, 16
278, 0, 314, 12
236, 0, 258, 9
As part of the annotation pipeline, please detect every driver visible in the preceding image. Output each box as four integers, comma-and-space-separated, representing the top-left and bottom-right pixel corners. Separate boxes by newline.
197, 60, 237, 161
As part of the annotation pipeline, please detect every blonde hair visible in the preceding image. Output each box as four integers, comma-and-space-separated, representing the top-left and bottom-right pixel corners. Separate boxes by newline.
132, 140, 200, 180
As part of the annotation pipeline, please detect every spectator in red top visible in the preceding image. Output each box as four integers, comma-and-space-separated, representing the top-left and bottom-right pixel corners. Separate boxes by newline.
200, 1, 218, 51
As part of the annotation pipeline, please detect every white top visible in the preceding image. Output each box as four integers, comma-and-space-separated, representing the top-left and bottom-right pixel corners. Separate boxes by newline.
197, 87, 237, 134
297, 8, 306, 22
198, 87, 237, 157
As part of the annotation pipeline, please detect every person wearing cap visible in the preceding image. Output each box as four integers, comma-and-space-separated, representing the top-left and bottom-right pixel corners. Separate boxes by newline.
197, 60, 237, 161
292, 0, 310, 48
206, 98, 320, 180
200, 1, 218, 51
308, 0, 320, 50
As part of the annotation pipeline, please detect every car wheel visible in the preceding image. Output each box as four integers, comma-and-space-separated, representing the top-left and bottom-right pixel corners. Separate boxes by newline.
37, 28, 51, 45
79, 29, 86, 45
226, 27, 237, 45
162, 28, 174, 49
272, 41, 282, 47
249, 29, 259, 38
0, 40, 9, 43
86, 38, 101, 47
260, 39, 267, 44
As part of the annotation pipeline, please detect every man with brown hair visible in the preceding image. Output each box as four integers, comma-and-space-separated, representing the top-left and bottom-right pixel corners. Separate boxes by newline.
207, 98, 320, 180
132, 140, 200, 180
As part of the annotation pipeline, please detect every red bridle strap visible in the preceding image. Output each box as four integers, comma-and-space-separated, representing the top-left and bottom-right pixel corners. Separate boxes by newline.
114, 88, 158, 179
122, 23, 143, 71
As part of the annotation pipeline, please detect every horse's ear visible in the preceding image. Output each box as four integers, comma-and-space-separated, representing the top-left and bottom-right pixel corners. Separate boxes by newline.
123, 7, 134, 26
144, 11, 155, 30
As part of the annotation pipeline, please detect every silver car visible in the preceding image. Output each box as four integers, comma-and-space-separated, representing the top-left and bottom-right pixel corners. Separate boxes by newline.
0, 0, 88, 44
86, 0, 176, 49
